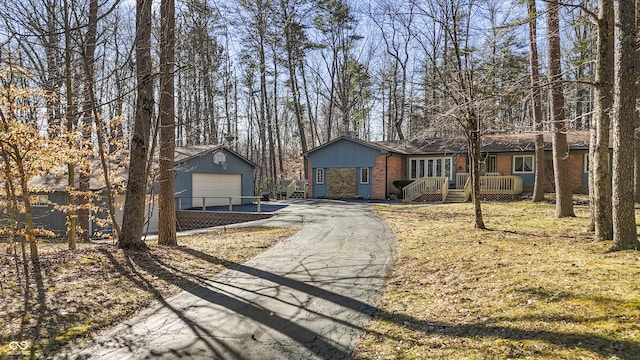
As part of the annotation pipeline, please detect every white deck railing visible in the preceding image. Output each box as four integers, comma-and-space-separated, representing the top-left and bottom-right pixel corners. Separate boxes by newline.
177, 196, 264, 213
457, 172, 502, 188
402, 177, 448, 202
464, 177, 471, 201
286, 180, 297, 199
408, 175, 523, 202
456, 173, 469, 189
479, 176, 523, 194
285, 179, 307, 199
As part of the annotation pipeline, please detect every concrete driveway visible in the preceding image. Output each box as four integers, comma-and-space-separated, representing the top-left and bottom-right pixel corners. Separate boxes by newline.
61, 199, 396, 359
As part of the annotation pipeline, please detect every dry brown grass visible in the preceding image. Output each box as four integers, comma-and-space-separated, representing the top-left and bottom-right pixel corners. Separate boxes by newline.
353, 200, 640, 359
0, 226, 298, 358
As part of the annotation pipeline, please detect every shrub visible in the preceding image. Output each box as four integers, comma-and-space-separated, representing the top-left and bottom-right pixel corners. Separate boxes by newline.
392, 179, 414, 190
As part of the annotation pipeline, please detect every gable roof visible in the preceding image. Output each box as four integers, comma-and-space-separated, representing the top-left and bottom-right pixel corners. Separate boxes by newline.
174, 145, 258, 168
29, 145, 256, 191
374, 131, 593, 155
302, 135, 391, 156
303, 131, 596, 158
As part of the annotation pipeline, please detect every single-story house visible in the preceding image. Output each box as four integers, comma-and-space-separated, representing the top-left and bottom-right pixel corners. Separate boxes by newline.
303, 131, 594, 202
7, 145, 257, 236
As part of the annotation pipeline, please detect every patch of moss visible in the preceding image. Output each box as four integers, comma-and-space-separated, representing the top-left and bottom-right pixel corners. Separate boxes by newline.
55, 324, 91, 343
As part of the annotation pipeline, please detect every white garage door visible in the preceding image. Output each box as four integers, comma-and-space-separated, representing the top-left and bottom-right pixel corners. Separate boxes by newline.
192, 173, 242, 207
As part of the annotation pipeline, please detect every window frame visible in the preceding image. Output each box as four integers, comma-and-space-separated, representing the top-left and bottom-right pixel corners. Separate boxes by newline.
584, 153, 589, 173
360, 167, 370, 184
408, 156, 454, 180
484, 155, 497, 173
513, 155, 535, 174
31, 194, 49, 207
585, 152, 611, 173
315, 168, 324, 184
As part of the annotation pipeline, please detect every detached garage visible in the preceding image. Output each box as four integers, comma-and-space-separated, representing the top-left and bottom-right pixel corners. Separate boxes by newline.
174, 145, 258, 209
192, 173, 242, 206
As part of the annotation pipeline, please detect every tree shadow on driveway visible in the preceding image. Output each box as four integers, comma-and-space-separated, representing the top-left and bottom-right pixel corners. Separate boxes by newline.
66, 246, 640, 360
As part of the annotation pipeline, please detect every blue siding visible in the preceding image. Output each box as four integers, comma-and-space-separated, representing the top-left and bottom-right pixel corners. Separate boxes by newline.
31, 192, 68, 234
356, 167, 373, 198
175, 149, 255, 209
501, 152, 536, 187
313, 170, 327, 197
309, 139, 383, 168
308, 139, 383, 199
518, 173, 535, 187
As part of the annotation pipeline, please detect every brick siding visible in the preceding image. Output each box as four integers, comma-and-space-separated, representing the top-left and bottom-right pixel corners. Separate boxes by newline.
455, 156, 467, 173
496, 155, 512, 176
372, 155, 387, 199
381, 155, 405, 199
306, 157, 314, 198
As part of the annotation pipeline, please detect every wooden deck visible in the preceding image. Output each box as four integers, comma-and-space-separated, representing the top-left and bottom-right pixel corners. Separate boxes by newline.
403, 174, 523, 203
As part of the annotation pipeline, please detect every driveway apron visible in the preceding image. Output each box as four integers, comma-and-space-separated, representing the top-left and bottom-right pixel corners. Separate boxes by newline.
65, 200, 396, 359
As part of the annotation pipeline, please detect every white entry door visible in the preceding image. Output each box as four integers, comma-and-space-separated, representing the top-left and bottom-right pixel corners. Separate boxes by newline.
192, 173, 242, 207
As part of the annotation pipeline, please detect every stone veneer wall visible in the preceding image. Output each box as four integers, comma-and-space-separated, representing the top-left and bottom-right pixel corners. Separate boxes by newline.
327, 168, 357, 198
176, 211, 273, 231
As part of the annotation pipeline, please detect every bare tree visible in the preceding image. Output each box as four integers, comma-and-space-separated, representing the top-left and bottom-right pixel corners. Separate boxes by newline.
592, 0, 613, 240
62, 0, 78, 249
119, 0, 153, 250
527, 0, 545, 202
546, 0, 575, 218
370, 1, 413, 140
158, 0, 177, 245
78, 0, 99, 243
610, 0, 639, 250
276, 0, 309, 159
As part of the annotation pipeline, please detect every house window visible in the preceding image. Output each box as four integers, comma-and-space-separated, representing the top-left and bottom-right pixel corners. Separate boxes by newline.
360, 168, 369, 184
585, 152, 611, 173
409, 157, 453, 180
31, 194, 49, 207
513, 155, 534, 173
315, 168, 324, 184
483, 155, 497, 173
584, 153, 589, 173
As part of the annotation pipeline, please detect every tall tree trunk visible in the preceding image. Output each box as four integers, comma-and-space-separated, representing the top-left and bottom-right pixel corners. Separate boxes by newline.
78, 0, 98, 242
635, 0, 640, 204
258, 21, 268, 185
44, 3, 61, 138
280, 2, 308, 165
158, 0, 176, 245
468, 117, 485, 230
610, 0, 639, 250
15, 151, 38, 261
119, 0, 153, 250
593, 0, 614, 240
300, 58, 319, 146
527, 0, 545, 202
63, 0, 76, 249
326, 51, 337, 141
546, 0, 575, 218
273, 52, 284, 176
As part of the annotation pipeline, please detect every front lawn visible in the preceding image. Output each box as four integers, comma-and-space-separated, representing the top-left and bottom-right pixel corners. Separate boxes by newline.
0, 226, 298, 358
354, 200, 640, 359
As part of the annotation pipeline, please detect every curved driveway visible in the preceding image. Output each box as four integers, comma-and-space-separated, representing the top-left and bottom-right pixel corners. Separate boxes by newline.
64, 200, 396, 359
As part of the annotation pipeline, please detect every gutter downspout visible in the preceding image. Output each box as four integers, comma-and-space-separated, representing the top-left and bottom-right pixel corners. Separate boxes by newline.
302, 152, 308, 198
384, 151, 392, 199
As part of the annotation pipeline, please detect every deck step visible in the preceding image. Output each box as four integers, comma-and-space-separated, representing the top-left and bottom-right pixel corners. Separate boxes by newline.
444, 190, 467, 203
